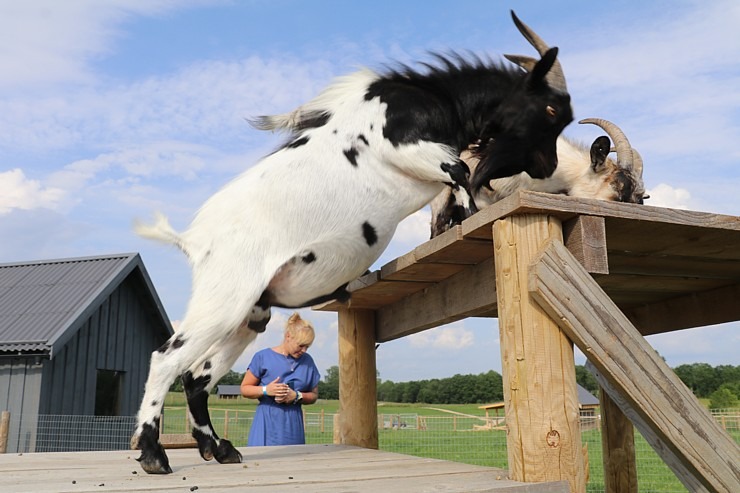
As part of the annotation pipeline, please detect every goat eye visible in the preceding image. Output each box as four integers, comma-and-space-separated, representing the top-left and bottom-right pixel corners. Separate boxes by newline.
546, 105, 557, 117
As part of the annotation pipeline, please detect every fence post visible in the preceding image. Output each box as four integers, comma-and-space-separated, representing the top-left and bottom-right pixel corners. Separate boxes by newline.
320, 409, 325, 433
0, 411, 9, 454
224, 410, 229, 438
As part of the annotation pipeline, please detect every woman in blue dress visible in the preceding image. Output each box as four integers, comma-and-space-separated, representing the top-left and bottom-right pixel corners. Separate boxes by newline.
240, 313, 320, 446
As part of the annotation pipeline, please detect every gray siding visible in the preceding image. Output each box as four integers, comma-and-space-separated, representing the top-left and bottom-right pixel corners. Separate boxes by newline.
38, 274, 166, 417
0, 358, 43, 452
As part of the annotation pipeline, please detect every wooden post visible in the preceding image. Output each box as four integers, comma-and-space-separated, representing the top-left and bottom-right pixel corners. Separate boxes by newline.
0, 411, 10, 454
599, 388, 638, 493
493, 214, 586, 492
223, 410, 229, 438
320, 409, 325, 433
335, 308, 378, 448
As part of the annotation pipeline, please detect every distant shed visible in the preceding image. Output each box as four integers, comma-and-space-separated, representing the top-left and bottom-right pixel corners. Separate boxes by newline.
479, 384, 600, 421
0, 253, 173, 453
216, 385, 242, 399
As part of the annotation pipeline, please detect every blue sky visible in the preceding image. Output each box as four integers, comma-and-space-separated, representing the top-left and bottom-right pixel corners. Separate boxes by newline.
1, 0, 738, 383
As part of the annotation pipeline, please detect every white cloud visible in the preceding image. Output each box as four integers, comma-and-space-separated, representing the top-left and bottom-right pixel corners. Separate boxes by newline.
0, 0, 215, 91
0, 169, 65, 215
392, 209, 431, 246
408, 322, 474, 350
645, 183, 692, 210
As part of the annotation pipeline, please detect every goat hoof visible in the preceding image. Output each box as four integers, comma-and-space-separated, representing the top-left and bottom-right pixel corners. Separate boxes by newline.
215, 439, 242, 464
133, 424, 172, 474
193, 429, 216, 461
135, 448, 172, 474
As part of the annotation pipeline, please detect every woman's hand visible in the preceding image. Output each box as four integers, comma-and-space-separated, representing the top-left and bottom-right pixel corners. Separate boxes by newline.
269, 378, 292, 403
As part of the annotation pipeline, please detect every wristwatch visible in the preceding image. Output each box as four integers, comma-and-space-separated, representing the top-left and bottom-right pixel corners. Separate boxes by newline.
294, 390, 303, 404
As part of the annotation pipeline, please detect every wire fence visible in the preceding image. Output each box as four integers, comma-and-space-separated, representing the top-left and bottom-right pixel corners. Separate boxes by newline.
3, 409, 738, 493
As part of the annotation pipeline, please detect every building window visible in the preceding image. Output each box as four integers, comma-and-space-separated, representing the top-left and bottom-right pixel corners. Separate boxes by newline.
95, 370, 122, 416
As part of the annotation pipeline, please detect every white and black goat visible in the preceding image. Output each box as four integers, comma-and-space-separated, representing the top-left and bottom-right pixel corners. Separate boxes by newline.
430, 118, 647, 237
131, 11, 572, 474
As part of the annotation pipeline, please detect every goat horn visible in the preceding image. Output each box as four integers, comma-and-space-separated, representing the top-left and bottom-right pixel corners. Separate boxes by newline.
509, 10, 567, 92
579, 118, 634, 171
631, 148, 644, 179
503, 54, 536, 72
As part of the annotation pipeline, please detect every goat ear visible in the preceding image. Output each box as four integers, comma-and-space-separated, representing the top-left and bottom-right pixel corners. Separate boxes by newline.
590, 136, 611, 172
526, 47, 558, 89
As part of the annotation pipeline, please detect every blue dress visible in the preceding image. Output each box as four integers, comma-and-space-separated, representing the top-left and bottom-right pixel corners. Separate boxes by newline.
246, 348, 320, 446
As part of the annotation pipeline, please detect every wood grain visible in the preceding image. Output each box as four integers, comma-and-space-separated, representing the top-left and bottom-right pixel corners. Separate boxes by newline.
493, 214, 586, 493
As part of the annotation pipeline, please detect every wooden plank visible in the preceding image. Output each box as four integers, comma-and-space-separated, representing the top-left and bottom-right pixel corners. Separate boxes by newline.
622, 282, 740, 335
598, 387, 638, 493
528, 239, 740, 493
0, 445, 570, 493
160, 433, 197, 449
563, 215, 608, 274
604, 217, 740, 261
493, 214, 586, 493
336, 309, 378, 449
381, 262, 468, 282
0, 410, 9, 454
376, 258, 498, 342
462, 191, 740, 241
606, 251, 740, 279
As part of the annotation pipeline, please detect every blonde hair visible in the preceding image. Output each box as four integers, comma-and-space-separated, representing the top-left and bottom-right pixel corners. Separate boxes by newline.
285, 312, 315, 346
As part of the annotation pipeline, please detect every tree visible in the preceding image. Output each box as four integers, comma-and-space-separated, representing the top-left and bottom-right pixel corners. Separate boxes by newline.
318, 365, 340, 400
709, 387, 738, 410
575, 365, 599, 394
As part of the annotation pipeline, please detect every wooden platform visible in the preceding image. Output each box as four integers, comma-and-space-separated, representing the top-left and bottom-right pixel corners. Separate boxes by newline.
318, 191, 740, 339
0, 444, 568, 493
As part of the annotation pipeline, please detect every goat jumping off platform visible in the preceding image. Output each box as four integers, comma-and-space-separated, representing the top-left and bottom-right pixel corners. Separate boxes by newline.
131, 11, 573, 474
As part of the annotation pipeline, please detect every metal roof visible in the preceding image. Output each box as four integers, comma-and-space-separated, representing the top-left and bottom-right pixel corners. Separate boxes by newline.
217, 385, 242, 396
0, 253, 172, 356
479, 383, 599, 410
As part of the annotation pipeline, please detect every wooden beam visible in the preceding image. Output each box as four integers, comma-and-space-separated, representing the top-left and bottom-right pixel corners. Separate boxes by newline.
335, 308, 378, 449
598, 386, 637, 493
563, 215, 608, 274
0, 411, 9, 454
623, 282, 740, 335
529, 239, 740, 492
376, 257, 497, 342
493, 214, 586, 493
159, 433, 197, 449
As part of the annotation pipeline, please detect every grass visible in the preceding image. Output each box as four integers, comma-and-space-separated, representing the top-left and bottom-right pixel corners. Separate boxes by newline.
162, 393, 737, 493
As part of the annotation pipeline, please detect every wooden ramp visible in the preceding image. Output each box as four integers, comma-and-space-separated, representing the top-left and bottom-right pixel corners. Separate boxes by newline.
0, 444, 568, 493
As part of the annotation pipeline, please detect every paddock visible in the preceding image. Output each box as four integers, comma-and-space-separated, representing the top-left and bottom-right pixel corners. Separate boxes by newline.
0, 444, 568, 493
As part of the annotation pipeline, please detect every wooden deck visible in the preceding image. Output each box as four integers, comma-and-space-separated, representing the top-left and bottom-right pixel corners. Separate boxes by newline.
318, 191, 740, 339
0, 445, 568, 493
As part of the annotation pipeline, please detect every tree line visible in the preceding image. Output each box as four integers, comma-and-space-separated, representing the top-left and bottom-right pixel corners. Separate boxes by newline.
180, 362, 739, 409
573, 363, 739, 410
318, 367, 505, 404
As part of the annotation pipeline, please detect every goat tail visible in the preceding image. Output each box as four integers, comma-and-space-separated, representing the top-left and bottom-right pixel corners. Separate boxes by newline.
134, 212, 190, 256
247, 110, 301, 132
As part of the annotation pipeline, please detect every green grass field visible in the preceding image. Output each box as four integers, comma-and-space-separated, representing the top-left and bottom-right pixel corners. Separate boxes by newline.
161, 393, 738, 493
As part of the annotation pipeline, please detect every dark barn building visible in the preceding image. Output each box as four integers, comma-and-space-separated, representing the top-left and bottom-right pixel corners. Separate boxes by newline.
0, 253, 172, 453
